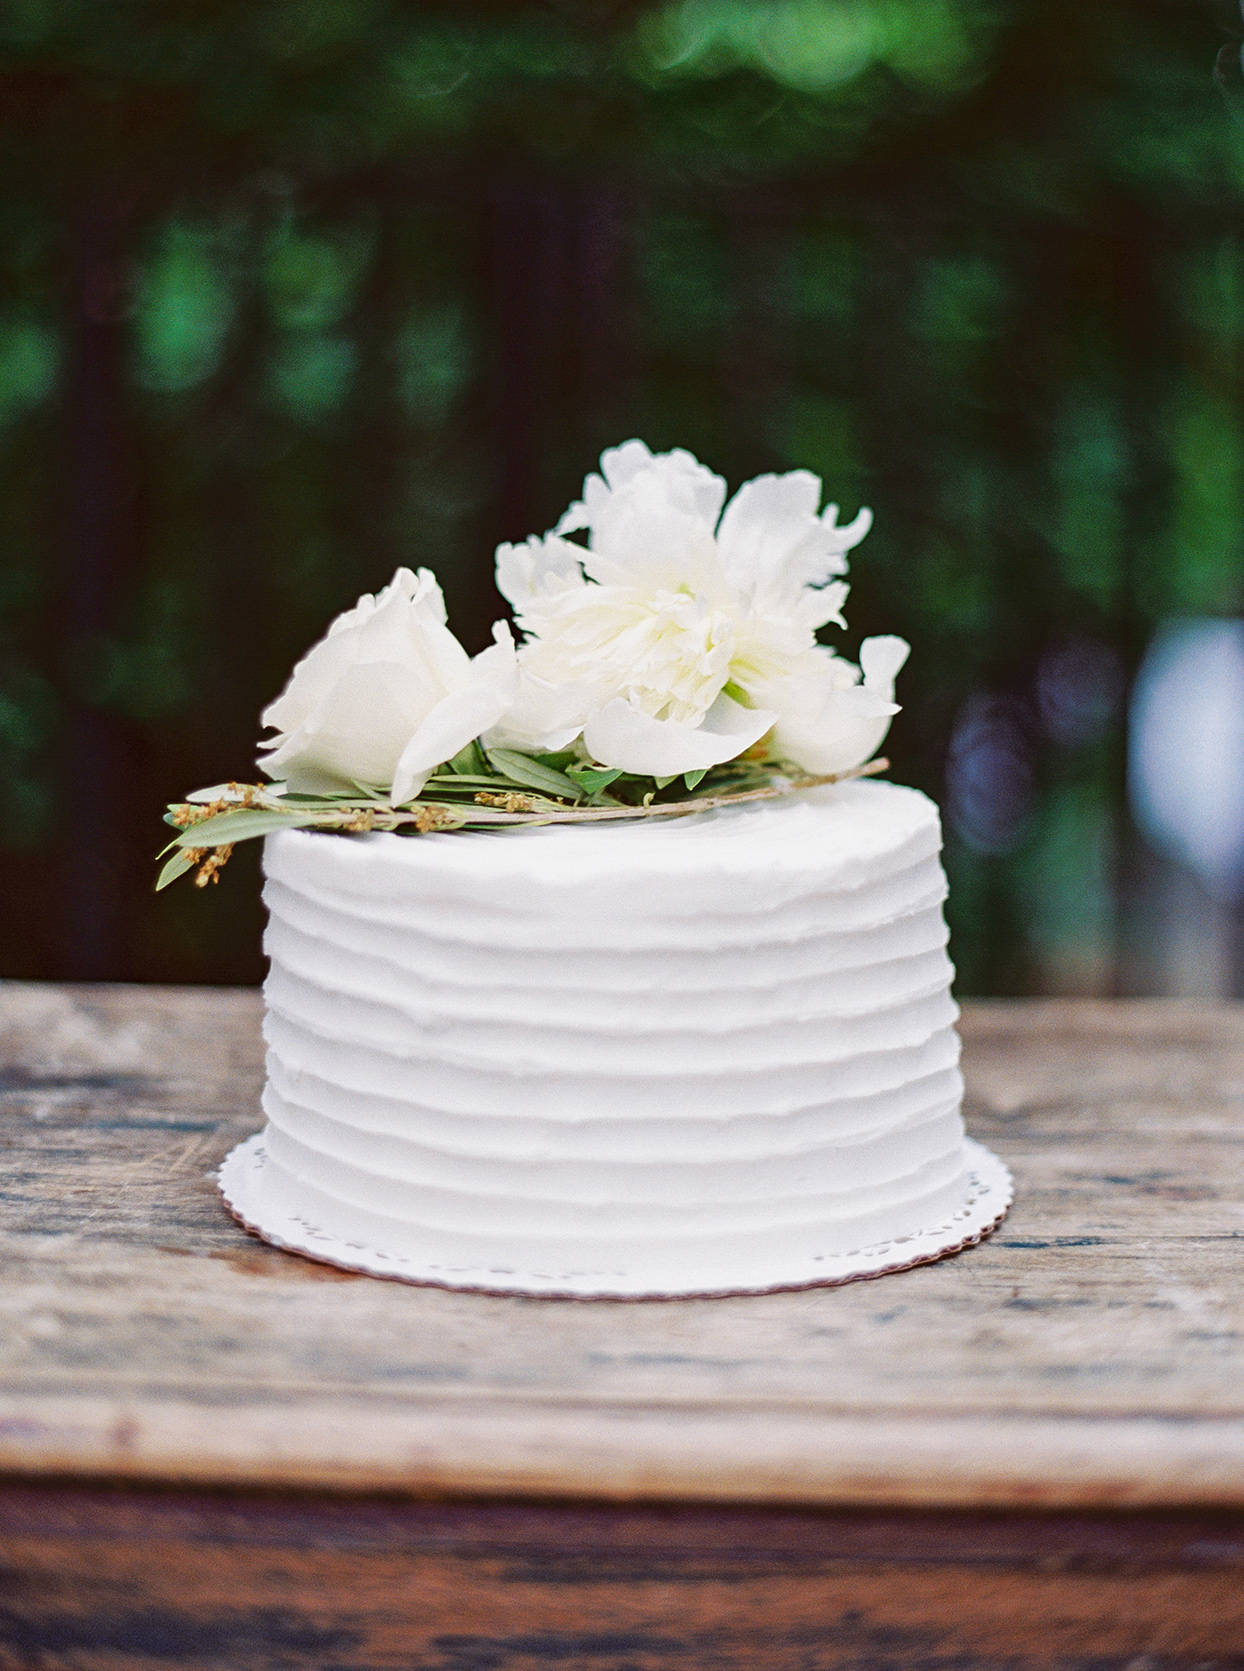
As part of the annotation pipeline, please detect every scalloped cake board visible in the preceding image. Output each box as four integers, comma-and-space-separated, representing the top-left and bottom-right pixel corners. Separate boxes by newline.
218, 1134, 1012, 1300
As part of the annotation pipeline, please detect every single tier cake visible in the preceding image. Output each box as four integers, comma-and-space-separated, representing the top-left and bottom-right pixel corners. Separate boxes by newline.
219, 777, 1011, 1296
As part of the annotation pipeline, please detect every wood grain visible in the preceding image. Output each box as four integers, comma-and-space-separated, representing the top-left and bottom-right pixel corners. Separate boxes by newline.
0, 984, 1242, 1511
4, 1485, 1244, 1670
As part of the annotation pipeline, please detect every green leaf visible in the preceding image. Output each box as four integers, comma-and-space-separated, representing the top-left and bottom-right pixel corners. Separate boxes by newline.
277, 790, 374, 805
183, 783, 248, 804
483, 748, 585, 801
445, 739, 488, 776
425, 773, 510, 788
172, 807, 327, 848
417, 782, 486, 800
598, 772, 659, 806
683, 768, 708, 791
566, 765, 623, 794
699, 762, 770, 791
155, 848, 198, 891
653, 774, 679, 791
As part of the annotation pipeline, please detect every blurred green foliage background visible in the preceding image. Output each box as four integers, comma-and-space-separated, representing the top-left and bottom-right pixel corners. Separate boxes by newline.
1, 0, 1241, 991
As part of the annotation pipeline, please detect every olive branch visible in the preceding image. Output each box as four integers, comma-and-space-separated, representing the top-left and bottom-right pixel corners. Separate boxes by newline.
157, 748, 890, 891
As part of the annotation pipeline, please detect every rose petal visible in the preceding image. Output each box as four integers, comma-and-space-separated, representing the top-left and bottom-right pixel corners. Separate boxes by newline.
391, 631, 519, 804
257, 566, 490, 798
261, 567, 452, 735
260, 660, 433, 792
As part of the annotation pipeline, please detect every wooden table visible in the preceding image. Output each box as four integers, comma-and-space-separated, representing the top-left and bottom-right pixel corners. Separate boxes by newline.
2, 983, 1242, 1670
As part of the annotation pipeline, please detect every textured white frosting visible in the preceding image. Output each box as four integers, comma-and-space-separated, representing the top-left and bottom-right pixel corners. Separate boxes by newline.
255, 779, 970, 1294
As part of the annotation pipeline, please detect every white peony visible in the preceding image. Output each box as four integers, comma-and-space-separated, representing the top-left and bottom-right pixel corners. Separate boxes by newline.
258, 567, 515, 804
493, 440, 905, 777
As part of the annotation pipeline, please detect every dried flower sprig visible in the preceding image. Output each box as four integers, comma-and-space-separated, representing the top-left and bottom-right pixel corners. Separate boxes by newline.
156, 753, 889, 891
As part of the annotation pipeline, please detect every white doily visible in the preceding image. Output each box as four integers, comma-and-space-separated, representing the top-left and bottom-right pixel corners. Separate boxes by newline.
218, 1134, 1012, 1299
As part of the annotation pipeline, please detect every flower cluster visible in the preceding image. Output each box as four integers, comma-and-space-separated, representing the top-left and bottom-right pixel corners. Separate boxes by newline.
257, 441, 908, 800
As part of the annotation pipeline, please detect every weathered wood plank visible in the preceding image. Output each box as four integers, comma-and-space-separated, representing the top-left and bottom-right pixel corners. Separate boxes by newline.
3, 1484, 1244, 1671
1, 984, 1242, 1507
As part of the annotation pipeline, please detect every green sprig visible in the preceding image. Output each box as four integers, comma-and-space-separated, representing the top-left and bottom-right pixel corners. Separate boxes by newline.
156, 755, 890, 891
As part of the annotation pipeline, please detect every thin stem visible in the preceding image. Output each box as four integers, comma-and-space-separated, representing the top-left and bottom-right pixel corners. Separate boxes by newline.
371, 756, 890, 830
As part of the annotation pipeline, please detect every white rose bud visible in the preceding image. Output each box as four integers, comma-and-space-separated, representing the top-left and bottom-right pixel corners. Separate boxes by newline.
258, 567, 515, 804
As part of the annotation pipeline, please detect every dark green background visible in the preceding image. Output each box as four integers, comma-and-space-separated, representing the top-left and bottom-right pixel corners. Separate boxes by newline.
2, 0, 1241, 991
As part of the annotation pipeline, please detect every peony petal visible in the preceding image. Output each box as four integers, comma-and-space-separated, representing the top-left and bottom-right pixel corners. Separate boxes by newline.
583, 692, 774, 776
557, 443, 727, 590
860, 634, 910, 695
263, 567, 456, 739
324, 566, 434, 644
261, 593, 389, 735
648, 446, 728, 528
408, 567, 448, 624
569, 440, 724, 544
496, 533, 587, 615
321, 566, 420, 643
554, 443, 653, 539
368, 575, 470, 693
834, 684, 900, 720
716, 470, 864, 608
257, 565, 509, 801
822, 503, 873, 550
583, 473, 724, 591
557, 441, 659, 537
798, 579, 850, 633
483, 645, 593, 754
599, 438, 657, 491
379, 566, 440, 616
762, 642, 905, 777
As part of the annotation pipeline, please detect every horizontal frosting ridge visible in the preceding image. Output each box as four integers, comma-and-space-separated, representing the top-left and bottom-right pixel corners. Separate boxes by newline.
261, 1082, 966, 1205
262, 1003, 961, 1116
262, 1050, 964, 1157
262, 958, 959, 1072
260, 1119, 968, 1240
252, 780, 977, 1288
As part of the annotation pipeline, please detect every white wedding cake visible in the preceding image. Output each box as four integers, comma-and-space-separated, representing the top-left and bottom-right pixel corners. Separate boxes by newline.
200, 440, 1012, 1293
217, 777, 1011, 1296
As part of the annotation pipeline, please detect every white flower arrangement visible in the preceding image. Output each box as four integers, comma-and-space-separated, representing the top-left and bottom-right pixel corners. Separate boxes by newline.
158, 441, 907, 889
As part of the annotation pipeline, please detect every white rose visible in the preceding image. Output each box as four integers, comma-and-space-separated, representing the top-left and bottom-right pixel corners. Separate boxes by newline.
258, 567, 515, 804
